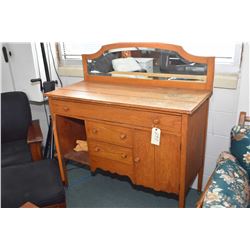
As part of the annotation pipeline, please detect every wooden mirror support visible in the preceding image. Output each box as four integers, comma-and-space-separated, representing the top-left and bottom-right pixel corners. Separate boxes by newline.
82, 43, 215, 91
47, 42, 215, 207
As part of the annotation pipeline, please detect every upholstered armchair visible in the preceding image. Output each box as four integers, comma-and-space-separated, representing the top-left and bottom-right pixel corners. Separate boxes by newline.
197, 112, 250, 208
1, 91, 43, 167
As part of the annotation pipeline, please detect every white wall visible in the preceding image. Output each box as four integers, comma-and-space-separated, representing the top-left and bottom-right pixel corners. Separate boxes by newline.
236, 43, 250, 117
1, 43, 43, 101
1, 48, 14, 92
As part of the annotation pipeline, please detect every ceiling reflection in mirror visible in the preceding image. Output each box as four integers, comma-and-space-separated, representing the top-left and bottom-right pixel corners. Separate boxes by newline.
87, 47, 207, 83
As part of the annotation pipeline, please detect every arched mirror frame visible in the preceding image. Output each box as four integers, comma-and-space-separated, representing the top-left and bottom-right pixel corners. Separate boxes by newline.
82, 43, 215, 91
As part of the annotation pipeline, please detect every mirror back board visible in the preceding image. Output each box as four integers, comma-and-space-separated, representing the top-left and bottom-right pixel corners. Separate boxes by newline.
82, 43, 215, 90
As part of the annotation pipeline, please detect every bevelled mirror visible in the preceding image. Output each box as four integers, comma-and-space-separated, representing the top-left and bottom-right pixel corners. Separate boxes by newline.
86, 47, 208, 83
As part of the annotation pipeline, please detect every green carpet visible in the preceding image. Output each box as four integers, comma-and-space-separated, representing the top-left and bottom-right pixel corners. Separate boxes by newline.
65, 163, 201, 208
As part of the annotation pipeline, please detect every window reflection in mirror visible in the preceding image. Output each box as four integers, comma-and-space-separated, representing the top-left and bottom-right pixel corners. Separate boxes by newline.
87, 47, 207, 83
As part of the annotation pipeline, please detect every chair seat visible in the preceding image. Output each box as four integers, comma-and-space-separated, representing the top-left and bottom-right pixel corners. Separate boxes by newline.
1, 140, 32, 168
1, 160, 65, 208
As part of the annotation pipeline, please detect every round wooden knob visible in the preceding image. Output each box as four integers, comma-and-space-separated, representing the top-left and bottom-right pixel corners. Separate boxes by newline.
153, 119, 159, 125
134, 157, 140, 163
94, 147, 100, 152
63, 106, 69, 111
120, 133, 127, 140
92, 128, 98, 134
121, 153, 127, 159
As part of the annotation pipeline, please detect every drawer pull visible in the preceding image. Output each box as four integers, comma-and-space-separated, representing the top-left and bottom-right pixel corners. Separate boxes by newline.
153, 119, 159, 125
92, 128, 98, 134
120, 133, 127, 140
63, 106, 69, 111
94, 147, 100, 152
121, 153, 128, 159
134, 157, 141, 163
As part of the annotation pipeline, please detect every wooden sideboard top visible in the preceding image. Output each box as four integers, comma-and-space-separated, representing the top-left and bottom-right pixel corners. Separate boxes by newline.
46, 81, 211, 114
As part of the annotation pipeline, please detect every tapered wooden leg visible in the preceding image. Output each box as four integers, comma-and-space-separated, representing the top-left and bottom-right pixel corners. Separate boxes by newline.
197, 167, 204, 192
179, 191, 185, 208
179, 181, 186, 208
52, 114, 68, 185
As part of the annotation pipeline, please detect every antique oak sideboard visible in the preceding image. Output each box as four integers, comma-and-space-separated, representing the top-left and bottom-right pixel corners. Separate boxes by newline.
46, 43, 215, 207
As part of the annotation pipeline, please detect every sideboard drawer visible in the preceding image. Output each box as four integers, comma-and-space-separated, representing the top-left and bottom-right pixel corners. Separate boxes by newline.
86, 121, 132, 147
88, 140, 133, 165
50, 99, 181, 133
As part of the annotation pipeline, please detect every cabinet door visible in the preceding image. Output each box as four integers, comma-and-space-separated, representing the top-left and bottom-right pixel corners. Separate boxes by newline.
133, 130, 155, 188
154, 132, 180, 194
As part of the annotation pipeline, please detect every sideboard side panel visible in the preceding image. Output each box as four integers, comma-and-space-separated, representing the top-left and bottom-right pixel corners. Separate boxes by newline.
185, 100, 209, 190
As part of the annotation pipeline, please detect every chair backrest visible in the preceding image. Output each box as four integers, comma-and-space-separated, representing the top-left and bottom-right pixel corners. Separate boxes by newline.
1, 91, 32, 143
238, 112, 250, 126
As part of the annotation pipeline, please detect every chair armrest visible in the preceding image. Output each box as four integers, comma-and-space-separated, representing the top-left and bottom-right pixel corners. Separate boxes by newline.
27, 120, 43, 144
27, 120, 43, 161
196, 175, 213, 208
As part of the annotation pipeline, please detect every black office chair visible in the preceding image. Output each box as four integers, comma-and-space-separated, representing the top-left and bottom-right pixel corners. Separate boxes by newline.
1, 91, 65, 208
1, 91, 43, 167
